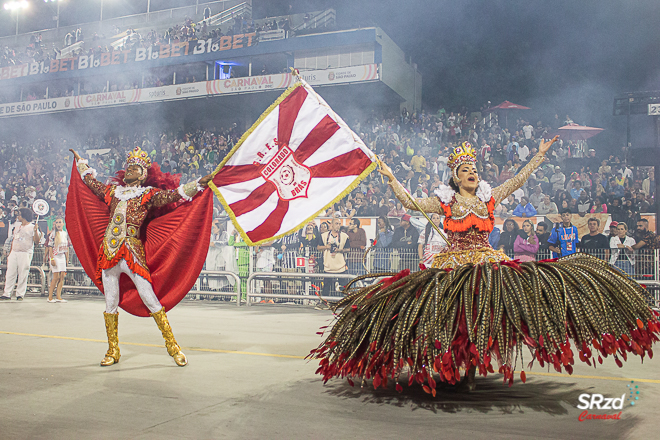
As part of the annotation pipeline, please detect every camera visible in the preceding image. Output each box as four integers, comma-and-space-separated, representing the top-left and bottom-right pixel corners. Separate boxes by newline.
330, 243, 338, 253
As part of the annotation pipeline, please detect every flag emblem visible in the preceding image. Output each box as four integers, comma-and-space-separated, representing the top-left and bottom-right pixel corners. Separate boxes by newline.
208, 78, 376, 245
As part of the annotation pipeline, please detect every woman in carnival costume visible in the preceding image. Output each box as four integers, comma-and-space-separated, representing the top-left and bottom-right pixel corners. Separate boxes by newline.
68, 147, 215, 367
310, 137, 659, 392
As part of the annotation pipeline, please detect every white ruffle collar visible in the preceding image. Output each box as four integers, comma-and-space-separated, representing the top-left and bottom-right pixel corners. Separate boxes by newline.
434, 181, 492, 203
114, 185, 152, 201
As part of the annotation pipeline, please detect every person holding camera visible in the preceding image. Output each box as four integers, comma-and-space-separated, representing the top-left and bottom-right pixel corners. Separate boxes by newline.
318, 218, 349, 299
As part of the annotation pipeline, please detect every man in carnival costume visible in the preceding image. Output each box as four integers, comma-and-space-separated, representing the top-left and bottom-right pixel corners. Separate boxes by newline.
67, 147, 215, 367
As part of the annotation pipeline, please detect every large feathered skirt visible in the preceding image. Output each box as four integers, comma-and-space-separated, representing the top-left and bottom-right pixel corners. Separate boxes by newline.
309, 253, 659, 393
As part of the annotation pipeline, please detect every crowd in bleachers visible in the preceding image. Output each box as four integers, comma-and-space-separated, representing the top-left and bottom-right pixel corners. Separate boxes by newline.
1, 107, 658, 282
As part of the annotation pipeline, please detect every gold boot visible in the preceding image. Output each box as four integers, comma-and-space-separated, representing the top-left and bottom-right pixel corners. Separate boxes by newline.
150, 308, 187, 366
101, 312, 120, 366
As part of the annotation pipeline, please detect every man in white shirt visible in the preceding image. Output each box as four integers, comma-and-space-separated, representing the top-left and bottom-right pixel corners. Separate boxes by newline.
522, 122, 534, 140
518, 143, 530, 162
2, 208, 42, 301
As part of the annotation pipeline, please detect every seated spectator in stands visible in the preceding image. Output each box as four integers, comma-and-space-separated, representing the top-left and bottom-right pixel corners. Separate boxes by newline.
598, 160, 611, 176
391, 214, 419, 271
387, 200, 406, 218
569, 180, 585, 200
536, 169, 550, 193
529, 185, 544, 208
498, 219, 520, 255
635, 192, 650, 213
642, 169, 654, 197
609, 223, 635, 274
497, 194, 517, 217
623, 209, 640, 233
608, 177, 625, 199
551, 166, 566, 193
512, 196, 537, 218
577, 191, 591, 215
535, 222, 551, 251
589, 195, 608, 213
514, 219, 539, 262
537, 195, 558, 215
499, 160, 515, 183
579, 217, 609, 252
548, 209, 579, 258
609, 198, 625, 223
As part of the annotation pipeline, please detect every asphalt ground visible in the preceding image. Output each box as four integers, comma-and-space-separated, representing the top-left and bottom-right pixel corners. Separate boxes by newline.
0, 296, 658, 440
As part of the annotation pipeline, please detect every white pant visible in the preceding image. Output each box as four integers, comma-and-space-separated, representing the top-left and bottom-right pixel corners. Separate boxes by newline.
101, 259, 162, 314
3, 251, 33, 298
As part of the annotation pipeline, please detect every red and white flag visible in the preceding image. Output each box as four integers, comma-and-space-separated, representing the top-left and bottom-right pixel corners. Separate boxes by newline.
209, 77, 377, 245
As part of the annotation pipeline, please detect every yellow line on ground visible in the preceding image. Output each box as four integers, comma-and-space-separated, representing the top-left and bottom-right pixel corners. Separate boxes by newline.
517, 370, 660, 384
2, 331, 659, 382
0, 331, 305, 359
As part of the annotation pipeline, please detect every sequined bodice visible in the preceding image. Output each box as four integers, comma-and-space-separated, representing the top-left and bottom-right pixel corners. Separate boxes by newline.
451, 194, 490, 220
445, 229, 491, 252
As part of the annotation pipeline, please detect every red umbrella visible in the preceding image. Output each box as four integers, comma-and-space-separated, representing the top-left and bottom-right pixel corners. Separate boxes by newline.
484, 101, 531, 128
553, 124, 604, 141
486, 101, 531, 111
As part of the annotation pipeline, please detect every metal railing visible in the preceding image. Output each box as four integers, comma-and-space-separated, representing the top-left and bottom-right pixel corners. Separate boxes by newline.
1, 244, 657, 308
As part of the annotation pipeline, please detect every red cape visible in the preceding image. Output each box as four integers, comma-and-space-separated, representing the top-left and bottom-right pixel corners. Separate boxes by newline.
65, 162, 213, 317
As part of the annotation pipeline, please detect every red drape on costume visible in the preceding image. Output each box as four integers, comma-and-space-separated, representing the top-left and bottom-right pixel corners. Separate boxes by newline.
65, 162, 213, 317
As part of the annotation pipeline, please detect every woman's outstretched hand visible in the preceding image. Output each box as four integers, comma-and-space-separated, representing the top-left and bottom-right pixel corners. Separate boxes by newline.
539, 135, 559, 155
377, 159, 395, 183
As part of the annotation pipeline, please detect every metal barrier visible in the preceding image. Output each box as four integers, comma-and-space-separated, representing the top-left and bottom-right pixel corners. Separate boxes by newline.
0, 264, 47, 297
2, 244, 657, 308
246, 271, 355, 306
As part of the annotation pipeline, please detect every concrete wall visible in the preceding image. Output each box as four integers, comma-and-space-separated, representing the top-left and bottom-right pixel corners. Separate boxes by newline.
377, 27, 421, 113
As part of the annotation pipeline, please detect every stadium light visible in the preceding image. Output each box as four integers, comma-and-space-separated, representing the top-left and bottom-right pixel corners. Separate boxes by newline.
3, 1, 29, 38
3, 1, 29, 10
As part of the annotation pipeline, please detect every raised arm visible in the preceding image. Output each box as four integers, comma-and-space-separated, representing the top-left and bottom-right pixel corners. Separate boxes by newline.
492, 136, 558, 205
378, 160, 443, 213
70, 149, 109, 200
147, 178, 206, 208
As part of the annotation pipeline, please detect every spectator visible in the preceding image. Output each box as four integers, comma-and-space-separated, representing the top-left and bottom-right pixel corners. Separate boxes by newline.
642, 169, 654, 197
551, 166, 566, 193
579, 217, 609, 252
609, 198, 625, 223
537, 195, 558, 215
513, 219, 539, 262
548, 209, 579, 258
391, 214, 419, 271
318, 218, 349, 298
45, 217, 69, 303
512, 196, 537, 218
529, 186, 544, 208
204, 6, 211, 20
569, 180, 585, 200
632, 219, 659, 250
608, 177, 625, 199
418, 213, 447, 267
536, 222, 551, 251
609, 223, 635, 274
345, 217, 367, 276
635, 192, 650, 213
2, 208, 42, 301
589, 195, 608, 214
498, 219, 519, 254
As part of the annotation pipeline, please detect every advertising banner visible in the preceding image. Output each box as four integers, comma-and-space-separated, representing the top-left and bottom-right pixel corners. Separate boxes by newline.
0, 64, 379, 118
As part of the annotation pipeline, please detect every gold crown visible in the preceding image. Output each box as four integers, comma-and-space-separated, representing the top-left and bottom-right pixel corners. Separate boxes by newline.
447, 142, 477, 172
126, 146, 152, 170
